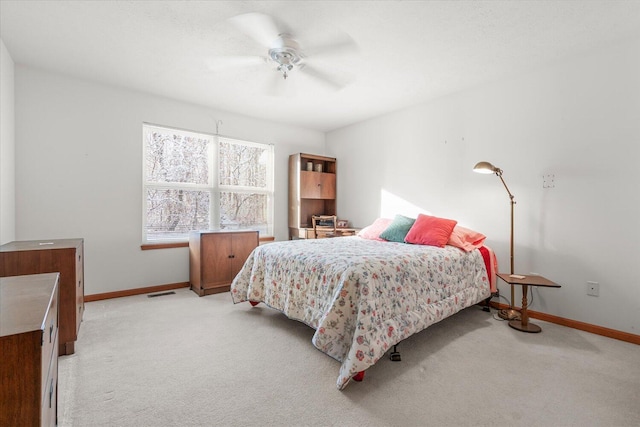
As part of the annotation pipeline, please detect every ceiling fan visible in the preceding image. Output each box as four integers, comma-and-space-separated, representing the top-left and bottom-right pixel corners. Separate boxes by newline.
209, 12, 357, 92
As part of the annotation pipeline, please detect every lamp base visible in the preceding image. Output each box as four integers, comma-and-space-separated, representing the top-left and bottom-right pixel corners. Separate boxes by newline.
498, 308, 521, 321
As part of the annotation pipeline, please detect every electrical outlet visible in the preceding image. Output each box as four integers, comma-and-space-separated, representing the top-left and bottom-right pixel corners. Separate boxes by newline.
587, 281, 599, 297
543, 174, 555, 188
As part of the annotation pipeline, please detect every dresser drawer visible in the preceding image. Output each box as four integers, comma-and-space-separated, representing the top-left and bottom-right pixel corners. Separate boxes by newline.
41, 333, 58, 427
75, 248, 84, 333
40, 285, 59, 388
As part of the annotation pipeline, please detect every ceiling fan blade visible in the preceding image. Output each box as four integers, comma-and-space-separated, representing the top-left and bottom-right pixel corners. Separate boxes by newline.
304, 33, 358, 59
298, 64, 351, 90
206, 56, 266, 72
228, 12, 281, 48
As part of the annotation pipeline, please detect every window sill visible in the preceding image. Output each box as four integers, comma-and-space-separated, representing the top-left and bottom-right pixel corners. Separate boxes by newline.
141, 236, 275, 250
141, 242, 188, 250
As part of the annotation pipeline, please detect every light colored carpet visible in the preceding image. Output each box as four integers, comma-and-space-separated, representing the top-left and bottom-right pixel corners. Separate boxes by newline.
58, 288, 640, 426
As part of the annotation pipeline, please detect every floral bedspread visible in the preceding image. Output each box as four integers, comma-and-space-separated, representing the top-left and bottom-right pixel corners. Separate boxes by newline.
230, 236, 492, 390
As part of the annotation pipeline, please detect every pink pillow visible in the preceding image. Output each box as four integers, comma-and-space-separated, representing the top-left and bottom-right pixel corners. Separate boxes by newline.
447, 225, 486, 252
404, 214, 458, 247
357, 218, 392, 241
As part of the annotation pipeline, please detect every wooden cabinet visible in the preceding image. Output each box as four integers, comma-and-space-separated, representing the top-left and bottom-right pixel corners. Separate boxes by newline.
1, 273, 60, 427
289, 153, 337, 239
300, 170, 336, 199
189, 230, 259, 296
0, 239, 84, 356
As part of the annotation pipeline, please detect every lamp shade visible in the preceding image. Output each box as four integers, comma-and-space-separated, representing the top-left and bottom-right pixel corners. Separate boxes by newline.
473, 161, 499, 174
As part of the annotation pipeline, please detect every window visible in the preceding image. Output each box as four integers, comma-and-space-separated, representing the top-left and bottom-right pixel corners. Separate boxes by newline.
143, 124, 273, 243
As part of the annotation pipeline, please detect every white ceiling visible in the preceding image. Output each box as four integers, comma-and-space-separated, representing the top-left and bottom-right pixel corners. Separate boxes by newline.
2, 1, 640, 132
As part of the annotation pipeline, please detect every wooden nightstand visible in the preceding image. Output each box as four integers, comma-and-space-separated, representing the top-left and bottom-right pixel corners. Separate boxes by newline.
497, 273, 561, 333
189, 230, 259, 296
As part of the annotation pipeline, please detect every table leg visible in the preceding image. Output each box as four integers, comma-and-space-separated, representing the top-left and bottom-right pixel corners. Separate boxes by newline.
509, 284, 542, 333
521, 285, 529, 326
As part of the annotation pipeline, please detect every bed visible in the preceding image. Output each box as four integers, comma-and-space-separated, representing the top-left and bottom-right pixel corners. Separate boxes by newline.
230, 235, 496, 390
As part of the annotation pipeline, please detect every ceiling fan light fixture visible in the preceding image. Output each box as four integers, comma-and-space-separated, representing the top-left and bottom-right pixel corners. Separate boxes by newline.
276, 63, 293, 79
269, 34, 303, 79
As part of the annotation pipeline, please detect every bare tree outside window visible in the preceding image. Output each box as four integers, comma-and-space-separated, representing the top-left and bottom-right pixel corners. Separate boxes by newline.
143, 124, 273, 242
218, 140, 271, 235
146, 189, 211, 237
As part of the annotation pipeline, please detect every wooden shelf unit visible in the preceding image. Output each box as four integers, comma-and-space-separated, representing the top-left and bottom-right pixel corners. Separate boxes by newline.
288, 153, 337, 239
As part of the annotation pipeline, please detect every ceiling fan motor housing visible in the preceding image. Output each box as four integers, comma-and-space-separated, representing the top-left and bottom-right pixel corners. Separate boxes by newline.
269, 34, 303, 74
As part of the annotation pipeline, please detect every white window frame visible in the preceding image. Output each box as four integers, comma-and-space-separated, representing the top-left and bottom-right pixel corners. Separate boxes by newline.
142, 123, 274, 243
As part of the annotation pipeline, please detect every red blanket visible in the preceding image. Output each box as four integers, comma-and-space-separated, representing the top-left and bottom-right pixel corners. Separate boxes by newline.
478, 246, 498, 293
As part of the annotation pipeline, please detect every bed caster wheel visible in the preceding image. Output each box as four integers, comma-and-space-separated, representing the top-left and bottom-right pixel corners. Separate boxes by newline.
249, 301, 260, 307
389, 344, 401, 361
352, 371, 365, 382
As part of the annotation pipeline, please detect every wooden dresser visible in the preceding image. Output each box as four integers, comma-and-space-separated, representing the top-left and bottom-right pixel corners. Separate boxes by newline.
0, 273, 60, 427
0, 238, 84, 355
189, 230, 259, 296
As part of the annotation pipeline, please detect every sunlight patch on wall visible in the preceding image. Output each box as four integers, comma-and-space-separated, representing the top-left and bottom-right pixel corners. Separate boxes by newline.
380, 189, 432, 219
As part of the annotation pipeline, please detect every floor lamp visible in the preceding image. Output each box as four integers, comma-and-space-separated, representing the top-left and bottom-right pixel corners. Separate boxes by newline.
473, 161, 520, 321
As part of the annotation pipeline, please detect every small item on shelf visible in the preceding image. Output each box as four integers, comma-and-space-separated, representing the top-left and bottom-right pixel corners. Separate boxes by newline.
306, 161, 313, 171
315, 163, 323, 172
337, 219, 349, 228
509, 274, 526, 279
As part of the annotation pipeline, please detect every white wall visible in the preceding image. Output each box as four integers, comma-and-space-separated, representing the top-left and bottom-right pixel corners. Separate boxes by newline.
327, 37, 640, 335
15, 66, 324, 295
0, 39, 16, 244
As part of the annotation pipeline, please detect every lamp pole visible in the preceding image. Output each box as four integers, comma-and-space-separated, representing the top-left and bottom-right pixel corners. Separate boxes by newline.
474, 162, 520, 321
495, 170, 515, 274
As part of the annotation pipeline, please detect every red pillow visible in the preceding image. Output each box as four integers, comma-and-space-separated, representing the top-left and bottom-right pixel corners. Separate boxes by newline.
447, 225, 486, 252
404, 214, 458, 247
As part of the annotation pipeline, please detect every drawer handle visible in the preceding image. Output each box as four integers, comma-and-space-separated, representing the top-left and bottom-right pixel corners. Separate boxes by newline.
49, 378, 54, 408
49, 321, 54, 343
